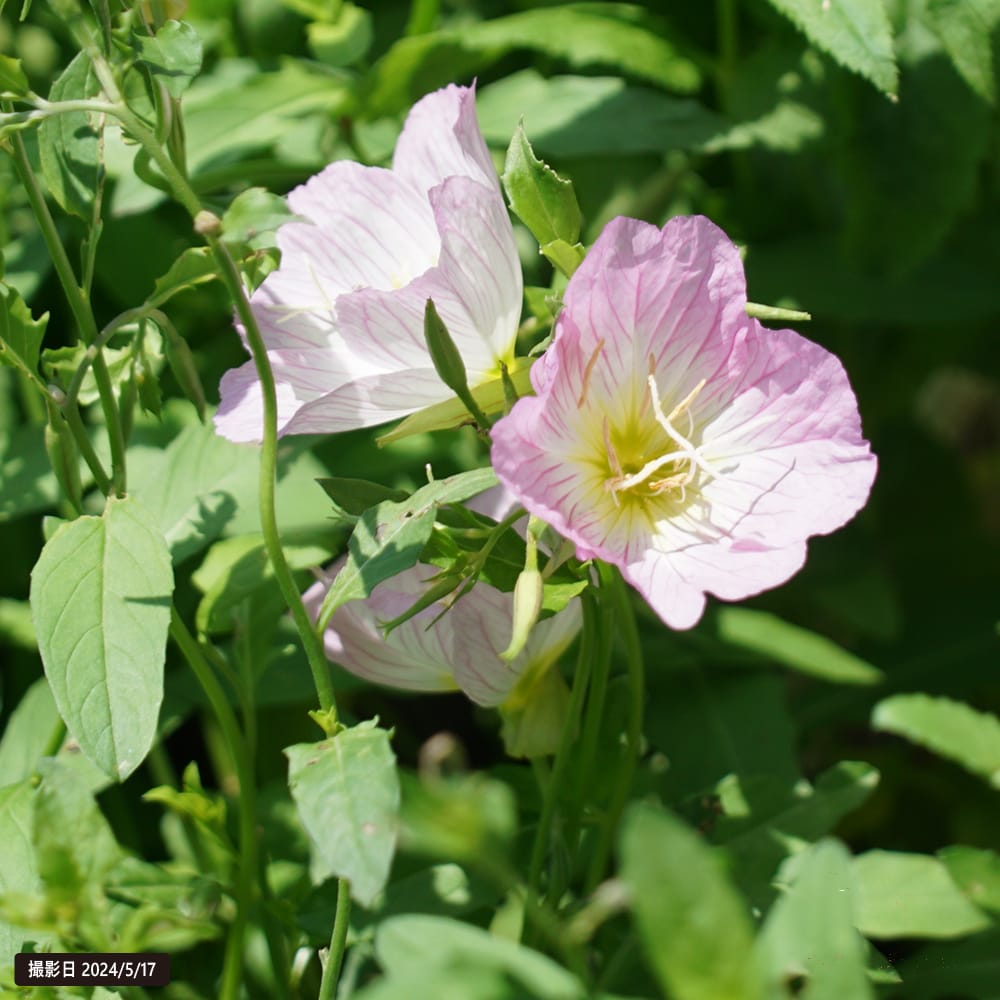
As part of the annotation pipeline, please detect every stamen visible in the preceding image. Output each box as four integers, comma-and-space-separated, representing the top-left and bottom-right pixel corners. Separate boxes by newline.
647, 374, 722, 481
577, 339, 605, 408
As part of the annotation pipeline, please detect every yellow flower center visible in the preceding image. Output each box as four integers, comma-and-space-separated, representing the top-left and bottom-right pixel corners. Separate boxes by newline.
603, 361, 721, 508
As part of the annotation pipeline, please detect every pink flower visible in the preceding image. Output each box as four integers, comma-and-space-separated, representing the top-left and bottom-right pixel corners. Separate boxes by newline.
491, 215, 877, 629
303, 565, 581, 756
215, 85, 522, 441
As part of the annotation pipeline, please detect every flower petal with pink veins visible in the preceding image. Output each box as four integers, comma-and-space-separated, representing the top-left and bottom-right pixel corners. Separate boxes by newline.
492, 214, 877, 630
304, 562, 582, 708
215, 85, 521, 442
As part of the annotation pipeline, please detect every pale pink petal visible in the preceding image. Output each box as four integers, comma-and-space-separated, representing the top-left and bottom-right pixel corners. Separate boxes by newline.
214, 360, 302, 442
303, 565, 461, 694
282, 368, 458, 435
393, 84, 499, 196
283, 161, 439, 294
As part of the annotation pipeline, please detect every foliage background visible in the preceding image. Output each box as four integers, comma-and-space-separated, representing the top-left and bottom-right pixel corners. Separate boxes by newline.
1, 0, 1000, 997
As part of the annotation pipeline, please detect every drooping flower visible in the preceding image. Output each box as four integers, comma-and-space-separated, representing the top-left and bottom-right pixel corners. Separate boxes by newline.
303, 564, 582, 757
215, 85, 522, 441
491, 215, 877, 629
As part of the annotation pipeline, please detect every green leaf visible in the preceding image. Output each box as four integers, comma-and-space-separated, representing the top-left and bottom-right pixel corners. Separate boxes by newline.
713, 761, 880, 909
645, 668, 799, 800
0, 54, 29, 96
926, 0, 1000, 104
540, 239, 586, 279
0, 781, 49, 965
620, 802, 764, 1000
30, 496, 174, 781
871, 694, 1000, 788
939, 845, 1000, 915
717, 608, 883, 685
220, 186, 296, 248
0, 424, 79, 522
0, 597, 35, 650
502, 123, 581, 247
763, 0, 898, 96
758, 840, 873, 1000
148, 246, 217, 308
895, 929, 1000, 999
192, 533, 335, 634
0, 280, 48, 380
286, 720, 400, 907
400, 772, 517, 864
477, 70, 726, 159
839, 34, 990, 274
375, 915, 586, 999
316, 477, 409, 517
132, 19, 203, 99
38, 51, 104, 221
33, 759, 122, 895
852, 850, 991, 939
315, 468, 498, 631
128, 421, 260, 563
307, 3, 373, 67
368, 4, 701, 115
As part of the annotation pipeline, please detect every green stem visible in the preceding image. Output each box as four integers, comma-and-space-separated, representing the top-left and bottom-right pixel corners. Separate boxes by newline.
527, 590, 596, 902
107, 98, 337, 714
318, 878, 352, 1000
585, 566, 644, 893
7, 128, 127, 494
62, 400, 113, 495
169, 610, 257, 1000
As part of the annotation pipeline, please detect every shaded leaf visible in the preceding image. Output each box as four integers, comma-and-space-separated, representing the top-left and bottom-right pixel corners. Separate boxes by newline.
0, 781, 49, 964
148, 246, 216, 308
871, 693, 1000, 788
852, 850, 990, 939
132, 19, 203, 98
0, 280, 48, 379
129, 421, 260, 564
286, 721, 399, 907
764, 0, 898, 95
717, 608, 883, 685
926, 0, 1000, 104
477, 70, 726, 159
38, 51, 104, 220
620, 802, 764, 1000
316, 477, 409, 517
368, 3, 701, 115
30, 496, 174, 781
315, 468, 498, 630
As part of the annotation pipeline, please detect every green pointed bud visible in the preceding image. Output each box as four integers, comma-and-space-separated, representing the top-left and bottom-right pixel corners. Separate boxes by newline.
423, 298, 491, 430
500, 665, 571, 759
161, 321, 206, 421
541, 238, 586, 278
500, 567, 543, 663
745, 301, 811, 323
502, 122, 582, 247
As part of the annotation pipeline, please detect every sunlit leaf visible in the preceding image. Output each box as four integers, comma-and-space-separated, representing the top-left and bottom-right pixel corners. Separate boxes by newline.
872, 694, 1000, 788
30, 496, 174, 781
717, 608, 883, 685
852, 850, 990, 939
286, 720, 399, 907
620, 802, 764, 1000
763, 0, 898, 96
758, 839, 873, 1000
